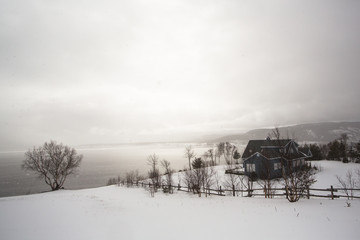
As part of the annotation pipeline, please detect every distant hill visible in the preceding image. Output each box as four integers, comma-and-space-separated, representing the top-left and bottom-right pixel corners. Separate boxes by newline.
211, 122, 360, 144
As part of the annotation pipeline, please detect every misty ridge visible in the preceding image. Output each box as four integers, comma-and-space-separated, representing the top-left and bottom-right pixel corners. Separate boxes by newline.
211, 122, 360, 144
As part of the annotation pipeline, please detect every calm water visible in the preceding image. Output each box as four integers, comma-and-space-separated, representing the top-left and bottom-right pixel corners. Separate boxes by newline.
0, 143, 221, 197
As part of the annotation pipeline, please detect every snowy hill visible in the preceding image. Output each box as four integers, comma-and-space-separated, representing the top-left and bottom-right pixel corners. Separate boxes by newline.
213, 122, 360, 143
0, 161, 360, 240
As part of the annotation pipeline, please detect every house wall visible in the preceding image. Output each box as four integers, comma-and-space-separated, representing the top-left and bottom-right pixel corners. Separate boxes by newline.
243, 154, 266, 178
243, 154, 283, 179
270, 158, 283, 179
242, 139, 308, 180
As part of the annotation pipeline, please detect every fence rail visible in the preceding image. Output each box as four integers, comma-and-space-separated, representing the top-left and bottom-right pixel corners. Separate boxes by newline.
129, 181, 360, 200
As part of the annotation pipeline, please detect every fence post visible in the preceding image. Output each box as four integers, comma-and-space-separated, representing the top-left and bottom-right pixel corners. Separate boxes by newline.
232, 184, 235, 197
331, 185, 334, 200
306, 186, 310, 199
219, 186, 222, 196
178, 183, 180, 190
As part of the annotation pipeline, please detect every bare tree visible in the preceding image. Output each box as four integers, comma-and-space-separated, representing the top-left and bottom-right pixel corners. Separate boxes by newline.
271, 127, 317, 202
215, 148, 221, 166
107, 176, 120, 186
117, 175, 122, 186
270, 127, 281, 141
237, 175, 247, 197
202, 151, 210, 163
125, 171, 135, 187
184, 145, 196, 170
147, 154, 160, 191
224, 142, 237, 165
282, 164, 316, 202
336, 170, 356, 200
224, 161, 239, 195
257, 160, 275, 198
214, 172, 222, 193
22, 141, 82, 191
125, 170, 143, 187
201, 164, 216, 197
161, 159, 174, 193
238, 174, 254, 197
182, 158, 217, 197
192, 158, 205, 196
207, 149, 216, 166
183, 169, 194, 192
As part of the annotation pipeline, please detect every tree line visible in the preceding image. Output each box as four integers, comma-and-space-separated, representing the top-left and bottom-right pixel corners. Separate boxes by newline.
21, 135, 359, 202
303, 133, 360, 163
184, 142, 241, 170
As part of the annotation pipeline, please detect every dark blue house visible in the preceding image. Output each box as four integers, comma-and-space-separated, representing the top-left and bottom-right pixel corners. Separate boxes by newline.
242, 138, 311, 179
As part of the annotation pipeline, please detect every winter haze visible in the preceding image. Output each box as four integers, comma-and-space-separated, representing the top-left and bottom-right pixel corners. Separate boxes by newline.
1, 0, 360, 150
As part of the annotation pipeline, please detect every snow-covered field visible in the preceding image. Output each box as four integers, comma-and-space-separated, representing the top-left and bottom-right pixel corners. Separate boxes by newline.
0, 161, 359, 240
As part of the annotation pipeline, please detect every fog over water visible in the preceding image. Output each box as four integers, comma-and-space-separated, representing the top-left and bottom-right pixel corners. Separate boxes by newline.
0, 143, 242, 197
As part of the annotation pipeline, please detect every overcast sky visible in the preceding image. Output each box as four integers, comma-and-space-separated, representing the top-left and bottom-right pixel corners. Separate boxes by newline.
1, 0, 360, 149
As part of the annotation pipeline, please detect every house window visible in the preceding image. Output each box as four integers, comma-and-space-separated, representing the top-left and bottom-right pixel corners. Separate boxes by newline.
246, 163, 256, 172
274, 162, 281, 170
301, 159, 305, 165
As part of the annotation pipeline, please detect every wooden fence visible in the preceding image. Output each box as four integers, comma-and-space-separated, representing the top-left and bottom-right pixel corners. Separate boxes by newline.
132, 181, 360, 200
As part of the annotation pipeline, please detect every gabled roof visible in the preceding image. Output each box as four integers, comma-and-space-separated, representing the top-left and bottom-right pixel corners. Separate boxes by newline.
242, 139, 305, 160
298, 146, 312, 157
242, 139, 291, 159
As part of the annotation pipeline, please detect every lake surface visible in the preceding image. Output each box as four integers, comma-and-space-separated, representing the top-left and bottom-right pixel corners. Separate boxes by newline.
0, 143, 241, 197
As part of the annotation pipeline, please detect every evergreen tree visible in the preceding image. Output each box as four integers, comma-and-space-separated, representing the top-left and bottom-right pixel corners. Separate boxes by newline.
327, 140, 341, 161
309, 144, 323, 160
192, 157, 204, 169
233, 150, 241, 163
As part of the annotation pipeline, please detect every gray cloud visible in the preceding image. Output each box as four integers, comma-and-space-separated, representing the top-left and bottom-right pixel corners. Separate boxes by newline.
1, 0, 360, 149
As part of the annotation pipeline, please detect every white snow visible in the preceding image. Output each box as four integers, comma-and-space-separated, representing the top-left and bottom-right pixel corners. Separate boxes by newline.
0, 161, 359, 240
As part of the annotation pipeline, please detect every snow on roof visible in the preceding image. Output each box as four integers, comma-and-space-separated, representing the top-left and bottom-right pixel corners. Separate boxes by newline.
242, 139, 305, 160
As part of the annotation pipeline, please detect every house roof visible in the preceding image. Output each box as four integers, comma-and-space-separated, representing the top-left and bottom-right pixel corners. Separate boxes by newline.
242, 139, 305, 160
298, 146, 312, 157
